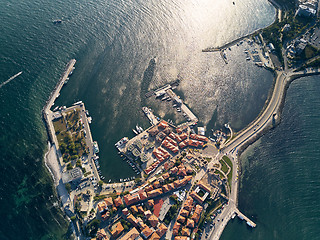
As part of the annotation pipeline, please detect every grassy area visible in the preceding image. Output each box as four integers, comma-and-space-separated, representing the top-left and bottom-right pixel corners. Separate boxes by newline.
219, 160, 229, 174
303, 44, 319, 59
222, 156, 233, 191
222, 156, 233, 169
53, 109, 88, 164
214, 169, 225, 180
305, 57, 320, 68
227, 171, 233, 191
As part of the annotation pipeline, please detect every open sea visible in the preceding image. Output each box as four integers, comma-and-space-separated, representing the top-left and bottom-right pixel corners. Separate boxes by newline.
1, 0, 318, 239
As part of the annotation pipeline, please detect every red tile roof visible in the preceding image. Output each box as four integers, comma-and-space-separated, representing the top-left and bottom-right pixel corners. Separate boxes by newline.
162, 172, 170, 179
114, 196, 123, 207
97, 201, 107, 212
186, 218, 195, 228
147, 199, 155, 208
153, 181, 161, 188
180, 209, 189, 217
147, 188, 163, 198
130, 205, 138, 214
178, 139, 189, 149
119, 227, 139, 240
141, 226, 153, 239
111, 222, 124, 238
158, 120, 169, 129
139, 191, 148, 201
138, 205, 144, 214
174, 236, 189, 240
162, 184, 170, 193
104, 197, 113, 207
144, 210, 152, 218
172, 222, 181, 236
122, 208, 129, 216
145, 185, 154, 192
180, 132, 188, 140
162, 139, 179, 153
127, 214, 138, 227
148, 214, 159, 228
194, 204, 203, 214
177, 215, 186, 224
190, 133, 208, 142
96, 228, 108, 240
149, 232, 160, 240
171, 166, 178, 174
174, 236, 190, 240
183, 196, 194, 211
153, 198, 164, 218
191, 212, 200, 223
123, 193, 140, 206
156, 223, 168, 238
181, 227, 190, 236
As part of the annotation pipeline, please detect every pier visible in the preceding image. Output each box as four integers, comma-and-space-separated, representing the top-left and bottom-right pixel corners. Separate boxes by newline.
235, 208, 256, 228
43, 59, 76, 113
165, 89, 198, 122
43, 59, 76, 157
142, 107, 159, 126
154, 84, 172, 98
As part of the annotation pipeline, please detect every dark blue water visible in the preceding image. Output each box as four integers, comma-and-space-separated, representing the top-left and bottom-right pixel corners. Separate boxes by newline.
221, 75, 320, 240
0, 0, 282, 239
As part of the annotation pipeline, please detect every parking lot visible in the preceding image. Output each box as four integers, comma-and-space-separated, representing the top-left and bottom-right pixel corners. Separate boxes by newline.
306, 27, 320, 49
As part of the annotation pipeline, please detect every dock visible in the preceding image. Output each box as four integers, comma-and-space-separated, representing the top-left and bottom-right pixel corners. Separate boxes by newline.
235, 208, 256, 228
43, 59, 76, 113
154, 84, 172, 98
142, 107, 159, 126
43, 59, 76, 147
165, 89, 198, 122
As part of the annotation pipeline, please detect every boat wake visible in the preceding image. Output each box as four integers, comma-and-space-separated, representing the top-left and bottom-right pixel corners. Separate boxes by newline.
0, 71, 22, 89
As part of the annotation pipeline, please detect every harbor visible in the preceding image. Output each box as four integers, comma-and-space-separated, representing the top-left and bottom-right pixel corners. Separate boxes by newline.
114, 83, 201, 177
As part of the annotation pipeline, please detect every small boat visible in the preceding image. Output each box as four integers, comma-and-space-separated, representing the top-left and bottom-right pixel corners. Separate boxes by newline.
53, 19, 62, 24
136, 124, 141, 133
115, 137, 129, 148
133, 129, 138, 135
68, 67, 75, 76
53, 106, 59, 111
93, 141, 99, 154
139, 126, 144, 132
161, 96, 169, 101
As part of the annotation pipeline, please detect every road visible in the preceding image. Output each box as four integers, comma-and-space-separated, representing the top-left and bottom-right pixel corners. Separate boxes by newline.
208, 66, 320, 239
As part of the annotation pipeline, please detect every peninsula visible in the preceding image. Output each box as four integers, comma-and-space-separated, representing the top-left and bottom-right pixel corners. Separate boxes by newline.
42, 1, 320, 239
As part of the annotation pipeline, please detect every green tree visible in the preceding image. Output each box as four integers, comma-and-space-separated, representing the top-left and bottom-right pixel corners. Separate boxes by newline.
65, 183, 71, 193
67, 163, 73, 170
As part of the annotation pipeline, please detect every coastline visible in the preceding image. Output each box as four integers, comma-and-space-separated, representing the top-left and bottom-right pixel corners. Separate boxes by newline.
44, 141, 61, 187
202, 3, 278, 52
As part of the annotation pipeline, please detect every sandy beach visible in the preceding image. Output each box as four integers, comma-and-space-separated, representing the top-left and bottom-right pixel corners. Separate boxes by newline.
44, 142, 62, 186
